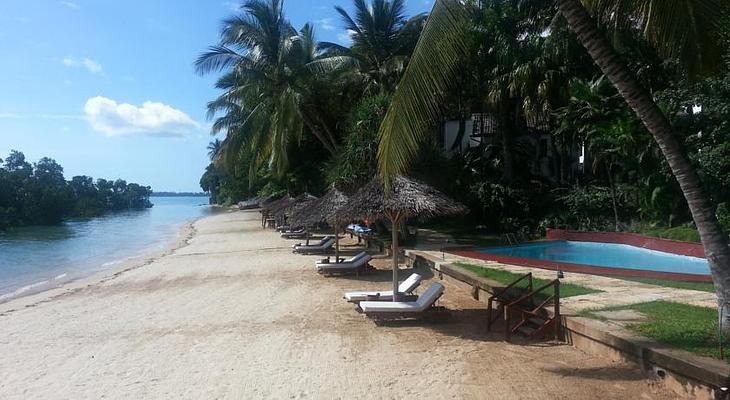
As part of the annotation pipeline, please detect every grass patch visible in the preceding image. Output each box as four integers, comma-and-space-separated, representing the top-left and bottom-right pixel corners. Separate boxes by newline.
579, 301, 727, 360
612, 276, 715, 293
455, 262, 602, 299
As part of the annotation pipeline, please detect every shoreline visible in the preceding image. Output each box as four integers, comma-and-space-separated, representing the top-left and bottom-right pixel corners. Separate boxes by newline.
0, 209, 675, 399
0, 215, 201, 315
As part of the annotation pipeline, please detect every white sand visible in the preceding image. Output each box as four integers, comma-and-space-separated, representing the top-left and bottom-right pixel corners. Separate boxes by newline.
0, 210, 678, 399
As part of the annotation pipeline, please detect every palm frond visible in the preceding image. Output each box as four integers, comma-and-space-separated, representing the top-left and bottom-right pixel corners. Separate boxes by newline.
377, 0, 471, 187
585, 0, 726, 76
305, 56, 361, 76
194, 46, 245, 75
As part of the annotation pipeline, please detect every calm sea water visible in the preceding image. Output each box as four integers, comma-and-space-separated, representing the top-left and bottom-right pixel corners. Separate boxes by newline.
0, 196, 219, 302
478, 240, 710, 275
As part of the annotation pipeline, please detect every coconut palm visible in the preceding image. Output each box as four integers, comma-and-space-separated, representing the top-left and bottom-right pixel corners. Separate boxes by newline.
196, 0, 349, 181
320, 0, 427, 93
207, 139, 223, 161
376, 0, 730, 324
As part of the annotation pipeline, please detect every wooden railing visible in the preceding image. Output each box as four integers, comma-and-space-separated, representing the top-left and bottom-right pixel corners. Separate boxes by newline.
487, 273, 561, 341
486, 272, 532, 331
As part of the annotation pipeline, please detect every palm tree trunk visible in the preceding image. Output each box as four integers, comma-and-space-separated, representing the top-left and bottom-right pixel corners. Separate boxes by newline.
301, 115, 336, 154
557, 0, 730, 328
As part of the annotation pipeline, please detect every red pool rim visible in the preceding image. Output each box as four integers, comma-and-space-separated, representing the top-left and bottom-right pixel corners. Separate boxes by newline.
447, 248, 712, 283
446, 229, 712, 283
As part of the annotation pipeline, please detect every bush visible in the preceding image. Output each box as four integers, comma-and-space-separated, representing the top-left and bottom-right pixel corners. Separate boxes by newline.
328, 94, 390, 190
541, 185, 624, 232
717, 202, 730, 237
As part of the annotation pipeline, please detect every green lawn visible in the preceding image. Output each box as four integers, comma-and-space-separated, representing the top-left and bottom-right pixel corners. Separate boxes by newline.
612, 276, 715, 293
579, 301, 727, 361
455, 262, 602, 299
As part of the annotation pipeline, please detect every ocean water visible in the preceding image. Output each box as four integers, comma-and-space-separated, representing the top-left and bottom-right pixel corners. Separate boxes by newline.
0, 196, 220, 302
478, 240, 710, 275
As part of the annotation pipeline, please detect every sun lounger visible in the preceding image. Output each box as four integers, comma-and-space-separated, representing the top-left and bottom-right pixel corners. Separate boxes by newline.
359, 283, 447, 320
316, 252, 373, 276
343, 273, 423, 302
293, 236, 335, 254
281, 228, 307, 238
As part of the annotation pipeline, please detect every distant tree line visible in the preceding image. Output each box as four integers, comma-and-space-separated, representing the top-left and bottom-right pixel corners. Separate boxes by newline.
0, 150, 153, 229
151, 192, 207, 197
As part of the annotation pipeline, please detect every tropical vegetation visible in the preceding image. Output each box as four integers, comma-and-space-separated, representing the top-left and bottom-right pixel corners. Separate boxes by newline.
198, 0, 730, 317
0, 150, 153, 229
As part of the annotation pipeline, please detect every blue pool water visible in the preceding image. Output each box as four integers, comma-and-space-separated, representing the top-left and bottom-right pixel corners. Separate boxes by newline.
478, 240, 710, 275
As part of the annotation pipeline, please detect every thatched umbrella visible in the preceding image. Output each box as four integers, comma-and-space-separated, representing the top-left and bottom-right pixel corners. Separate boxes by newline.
289, 186, 349, 261
343, 176, 467, 300
272, 193, 317, 226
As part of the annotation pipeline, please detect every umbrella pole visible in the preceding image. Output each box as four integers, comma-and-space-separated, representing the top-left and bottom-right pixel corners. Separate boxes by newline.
391, 212, 401, 302
334, 218, 340, 262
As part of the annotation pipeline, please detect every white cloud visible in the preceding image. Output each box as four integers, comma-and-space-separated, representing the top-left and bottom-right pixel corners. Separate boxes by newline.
337, 30, 355, 44
60, 1, 79, 9
83, 96, 199, 138
62, 57, 103, 74
317, 18, 336, 31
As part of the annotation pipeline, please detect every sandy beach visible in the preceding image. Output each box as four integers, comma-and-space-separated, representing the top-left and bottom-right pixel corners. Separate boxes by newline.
0, 210, 678, 399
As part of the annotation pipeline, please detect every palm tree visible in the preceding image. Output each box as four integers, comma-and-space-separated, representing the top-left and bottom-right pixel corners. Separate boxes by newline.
376, 0, 730, 325
196, 0, 348, 181
207, 139, 223, 161
320, 0, 427, 93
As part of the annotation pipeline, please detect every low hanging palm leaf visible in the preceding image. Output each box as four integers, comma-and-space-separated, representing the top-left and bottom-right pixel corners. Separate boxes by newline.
583, 0, 725, 76
376, 0, 471, 185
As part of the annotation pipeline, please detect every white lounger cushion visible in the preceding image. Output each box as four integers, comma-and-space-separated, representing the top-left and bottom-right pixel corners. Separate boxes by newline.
359, 283, 444, 313
293, 236, 332, 247
294, 237, 334, 251
344, 273, 423, 302
316, 251, 367, 266
317, 253, 371, 271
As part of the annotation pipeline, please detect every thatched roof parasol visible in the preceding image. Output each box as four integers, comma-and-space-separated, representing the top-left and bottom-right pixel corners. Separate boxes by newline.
289, 186, 350, 261
272, 193, 318, 218
343, 175, 467, 301
342, 175, 467, 221
261, 195, 293, 213
289, 187, 349, 227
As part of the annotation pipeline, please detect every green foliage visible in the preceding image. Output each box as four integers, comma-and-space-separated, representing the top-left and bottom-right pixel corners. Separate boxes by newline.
579, 301, 727, 360
328, 94, 390, 190
716, 203, 730, 236
628, 223, 701, 243
542, 185, 626, 231
324, 0, 427, 93
0, 151, 152, 229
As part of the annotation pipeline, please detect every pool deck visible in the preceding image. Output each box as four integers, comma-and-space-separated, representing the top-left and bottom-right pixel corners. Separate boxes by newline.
411, 230, 716, 311
427, 251, 716, 311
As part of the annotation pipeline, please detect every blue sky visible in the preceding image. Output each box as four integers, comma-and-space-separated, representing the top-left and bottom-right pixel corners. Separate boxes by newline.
0, 0, 433, 192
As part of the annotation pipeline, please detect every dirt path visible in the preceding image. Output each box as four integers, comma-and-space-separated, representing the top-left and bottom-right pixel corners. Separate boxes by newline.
0, 210, 679, 399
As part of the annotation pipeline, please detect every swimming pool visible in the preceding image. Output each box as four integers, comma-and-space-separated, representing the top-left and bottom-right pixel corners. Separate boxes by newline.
457, 240, 711, 282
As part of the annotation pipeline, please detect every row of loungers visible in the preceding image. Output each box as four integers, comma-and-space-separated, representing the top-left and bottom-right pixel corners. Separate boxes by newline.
279, 228, 446, 321
344, 273, 447, 320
